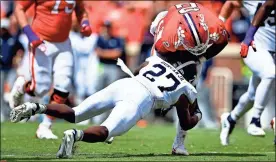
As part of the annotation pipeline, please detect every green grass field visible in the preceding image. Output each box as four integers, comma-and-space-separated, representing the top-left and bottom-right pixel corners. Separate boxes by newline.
1, 122, 275, 161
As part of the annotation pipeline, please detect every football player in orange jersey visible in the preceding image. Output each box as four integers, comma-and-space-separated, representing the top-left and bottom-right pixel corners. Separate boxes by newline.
150, 2, 229, 155
9, 0, 92, 139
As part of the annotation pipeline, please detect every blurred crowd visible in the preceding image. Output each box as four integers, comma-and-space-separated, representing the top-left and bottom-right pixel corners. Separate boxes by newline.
1, 1, 252, 127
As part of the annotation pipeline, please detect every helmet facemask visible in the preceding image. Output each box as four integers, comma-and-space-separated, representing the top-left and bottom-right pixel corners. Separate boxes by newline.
182, 13, 210, 56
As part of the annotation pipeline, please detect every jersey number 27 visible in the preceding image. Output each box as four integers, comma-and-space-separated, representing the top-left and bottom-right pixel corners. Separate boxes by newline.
143, 64, 180, 92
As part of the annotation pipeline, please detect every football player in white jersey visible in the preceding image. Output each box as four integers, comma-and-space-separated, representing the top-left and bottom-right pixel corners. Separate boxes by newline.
219, 0, 275, 145
10, 55, 200, 158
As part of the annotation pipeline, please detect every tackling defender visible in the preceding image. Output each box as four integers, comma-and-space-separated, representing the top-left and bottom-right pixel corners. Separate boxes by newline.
11, 54, 199, 158
219, 0, 275, 145
10, 0, 92, 139
149, 2, 230, 155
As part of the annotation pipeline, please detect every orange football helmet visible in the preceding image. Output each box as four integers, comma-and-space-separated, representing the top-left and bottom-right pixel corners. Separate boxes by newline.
175, 3, 210, 56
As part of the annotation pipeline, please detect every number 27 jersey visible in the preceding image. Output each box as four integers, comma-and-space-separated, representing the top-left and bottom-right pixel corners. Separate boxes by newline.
135, 56, 197, 109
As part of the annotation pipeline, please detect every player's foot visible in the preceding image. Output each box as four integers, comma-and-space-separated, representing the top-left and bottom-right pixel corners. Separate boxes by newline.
106, 137, 114, 144
171, 131, 189, 156
247, 124, 265, 137
220, 112, 236, 146
36, 124, 58, 140
247, 117, 265, 137
172, 144, 189, 156
10, 102, 46, 123
9, 76, 25, 109
57, 129, 76, 158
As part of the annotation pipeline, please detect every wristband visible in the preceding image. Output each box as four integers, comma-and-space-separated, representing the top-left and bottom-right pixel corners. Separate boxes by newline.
81, 20, 90, 26
246, 25, 258, 38
22, 25, 38, 41
243, 25, 258, 45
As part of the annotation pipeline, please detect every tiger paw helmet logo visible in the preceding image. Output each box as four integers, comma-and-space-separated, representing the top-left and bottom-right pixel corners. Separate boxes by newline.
210, 32, 220, 42
198, 14, 208, 31
174, 26, 185, 49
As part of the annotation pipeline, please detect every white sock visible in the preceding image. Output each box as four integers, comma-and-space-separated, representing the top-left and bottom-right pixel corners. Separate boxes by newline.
40, 115, 53, 128
74, 129, 84, 141
173, 122, 187, 145
230, 92, 253, 121
251, 105, 265, 119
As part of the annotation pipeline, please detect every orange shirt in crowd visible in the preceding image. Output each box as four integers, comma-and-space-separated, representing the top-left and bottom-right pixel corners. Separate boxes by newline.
86, 1, 151, 44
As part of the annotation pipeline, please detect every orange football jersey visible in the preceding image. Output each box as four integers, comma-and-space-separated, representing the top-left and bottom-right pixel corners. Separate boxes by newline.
154, 2, 228, 54
18, 0, 83, 42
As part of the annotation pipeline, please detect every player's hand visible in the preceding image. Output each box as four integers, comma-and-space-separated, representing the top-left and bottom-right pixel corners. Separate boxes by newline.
30, 39, 44, 49
80, 20, 92, 37
240, 41, 256, 58
240, 25, 258, 58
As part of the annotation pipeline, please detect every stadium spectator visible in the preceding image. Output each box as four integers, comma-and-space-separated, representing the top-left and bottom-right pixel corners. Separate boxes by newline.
95, 20, 125, 91
92, 20, 125, 124
0, 18, 24, 122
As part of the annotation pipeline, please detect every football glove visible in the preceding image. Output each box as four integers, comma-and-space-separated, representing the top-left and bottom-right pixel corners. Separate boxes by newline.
80, 20, 92, 37
240, 25, 257, 58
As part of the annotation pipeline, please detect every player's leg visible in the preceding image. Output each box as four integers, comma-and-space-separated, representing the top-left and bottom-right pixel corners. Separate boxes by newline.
172, 121, 189, 155
9, 47, 52, 108
244, 49, 275, 136
230, 75, 260, 121
10, 78, 124, 123
90, 62, 106, 125
56, 99, 153, 158
36, 42, 74, 139
220, 75, 259, 145
97, 64, 122, 144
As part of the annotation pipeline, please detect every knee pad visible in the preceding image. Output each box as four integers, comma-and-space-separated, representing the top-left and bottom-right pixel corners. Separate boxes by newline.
50, 89, 69, 104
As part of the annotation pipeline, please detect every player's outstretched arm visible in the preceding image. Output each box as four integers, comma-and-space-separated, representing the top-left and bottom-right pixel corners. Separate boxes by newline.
218, 0, 242, 22
75, 1, 92, 37
175, 95, 201, 131
240, 0, 275, 58
14, 1, 43, 48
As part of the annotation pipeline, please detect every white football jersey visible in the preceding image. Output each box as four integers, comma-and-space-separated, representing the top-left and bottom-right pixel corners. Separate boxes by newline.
135, 55, 197, 109
243, 1, 275, 51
